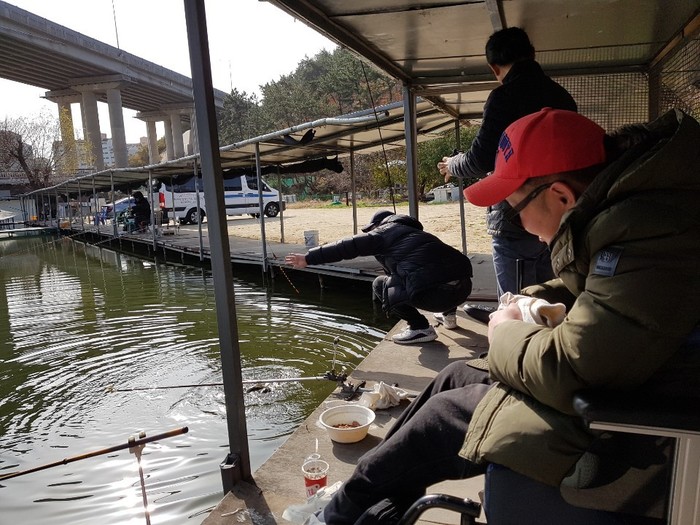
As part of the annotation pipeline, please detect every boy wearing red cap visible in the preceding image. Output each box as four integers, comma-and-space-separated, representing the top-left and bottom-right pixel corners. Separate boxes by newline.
320, 108, 700, 524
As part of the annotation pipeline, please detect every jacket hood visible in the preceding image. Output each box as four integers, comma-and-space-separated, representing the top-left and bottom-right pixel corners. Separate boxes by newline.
374, 213, 424, 232
554, 109, 700, 257
610, 109, 700, 198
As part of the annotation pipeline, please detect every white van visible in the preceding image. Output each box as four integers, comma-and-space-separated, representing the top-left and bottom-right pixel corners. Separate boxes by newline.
155, 174, 283, 224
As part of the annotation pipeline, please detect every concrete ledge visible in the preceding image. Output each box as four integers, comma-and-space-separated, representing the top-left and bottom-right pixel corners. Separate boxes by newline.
202, 310, 493, 524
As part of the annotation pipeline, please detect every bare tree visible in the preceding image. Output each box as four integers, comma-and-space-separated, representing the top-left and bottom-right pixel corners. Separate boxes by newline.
0, 109, 89, 190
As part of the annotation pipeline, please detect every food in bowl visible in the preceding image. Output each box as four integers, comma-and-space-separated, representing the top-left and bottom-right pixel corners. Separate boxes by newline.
319, 404, 376, 443
333, 421, 361, 429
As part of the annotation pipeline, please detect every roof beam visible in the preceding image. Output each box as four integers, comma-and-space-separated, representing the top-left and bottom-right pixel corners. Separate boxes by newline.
485, 0, 504, 31
267, 0, 412, 83
649, 10, 700, 70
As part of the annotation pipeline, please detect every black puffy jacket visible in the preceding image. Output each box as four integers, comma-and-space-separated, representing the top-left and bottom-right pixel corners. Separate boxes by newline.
305, 214, 472, 309
449, 59, 577, 237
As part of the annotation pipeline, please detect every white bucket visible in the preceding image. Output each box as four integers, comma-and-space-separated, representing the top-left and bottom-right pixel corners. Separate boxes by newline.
304, 230, 319, 248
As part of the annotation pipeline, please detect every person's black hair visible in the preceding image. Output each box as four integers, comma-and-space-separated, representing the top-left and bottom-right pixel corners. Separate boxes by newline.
133, 191, 144, 199
485, 27, 535, 66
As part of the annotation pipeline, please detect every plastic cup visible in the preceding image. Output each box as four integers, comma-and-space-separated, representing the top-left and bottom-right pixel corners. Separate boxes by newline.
302, 458, 329, 498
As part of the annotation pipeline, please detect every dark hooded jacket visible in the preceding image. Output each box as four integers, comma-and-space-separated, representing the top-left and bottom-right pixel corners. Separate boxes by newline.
460, 109, 700, 486
131, 194, 151, 225
305, 214, 472, 310
448, 59, 577, 237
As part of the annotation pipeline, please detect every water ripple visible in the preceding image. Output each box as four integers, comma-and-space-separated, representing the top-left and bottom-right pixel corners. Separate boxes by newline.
0, 237, 391, 524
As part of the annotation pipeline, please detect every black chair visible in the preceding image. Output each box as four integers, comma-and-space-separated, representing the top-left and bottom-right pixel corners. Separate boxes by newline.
398, 391, 700, 525
567, 390, 700, 525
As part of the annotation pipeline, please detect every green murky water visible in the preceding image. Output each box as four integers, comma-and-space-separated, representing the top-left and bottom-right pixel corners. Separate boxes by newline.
0, 235, 392, 524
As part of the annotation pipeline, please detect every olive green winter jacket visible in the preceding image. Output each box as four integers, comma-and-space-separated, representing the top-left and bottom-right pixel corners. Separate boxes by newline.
459, 109, 700, 486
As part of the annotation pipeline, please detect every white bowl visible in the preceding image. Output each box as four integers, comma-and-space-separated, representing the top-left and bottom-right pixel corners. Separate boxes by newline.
319, 404, 376, 443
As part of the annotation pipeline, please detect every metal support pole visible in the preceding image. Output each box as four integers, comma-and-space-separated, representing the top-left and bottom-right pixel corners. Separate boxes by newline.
277, 166, 285, 244
149, 170, 157, 249
110, 172, 117, 238
350, 150, 358, 234
193, 162, 204, 262
184, 0, 251, 489
92, 176, 99, 235
648, 66, 661, 121
255, 143, 269, 275
402, 84, 419, 220
455, 120, 468, 255
77, 180, 84, 231
170, 175, 177, 228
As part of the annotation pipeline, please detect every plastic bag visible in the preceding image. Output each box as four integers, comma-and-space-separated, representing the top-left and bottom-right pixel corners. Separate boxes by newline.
282, 481, 342, 524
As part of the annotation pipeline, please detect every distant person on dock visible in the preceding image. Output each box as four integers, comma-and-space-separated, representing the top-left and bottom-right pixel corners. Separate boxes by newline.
130, 191, 151, 233
319, 109, 700, 524
285, 210, 473, 344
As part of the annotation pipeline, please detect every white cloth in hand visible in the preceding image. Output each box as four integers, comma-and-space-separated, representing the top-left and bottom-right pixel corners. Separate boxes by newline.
498, 292, 566, 328
358, 381, 409, 410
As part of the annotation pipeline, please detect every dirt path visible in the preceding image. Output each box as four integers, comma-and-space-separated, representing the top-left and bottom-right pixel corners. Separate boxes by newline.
225, 201, 492, 255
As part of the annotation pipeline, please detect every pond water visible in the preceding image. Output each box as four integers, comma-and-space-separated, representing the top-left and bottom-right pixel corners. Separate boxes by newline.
0, 235, 393, 524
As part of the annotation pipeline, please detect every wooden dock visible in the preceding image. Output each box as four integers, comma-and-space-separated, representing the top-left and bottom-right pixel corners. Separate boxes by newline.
67, 221, 498, 301
0, 225, 55, 239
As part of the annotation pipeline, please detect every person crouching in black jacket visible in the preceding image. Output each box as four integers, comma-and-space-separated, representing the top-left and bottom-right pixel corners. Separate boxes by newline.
285, 210, 473, 344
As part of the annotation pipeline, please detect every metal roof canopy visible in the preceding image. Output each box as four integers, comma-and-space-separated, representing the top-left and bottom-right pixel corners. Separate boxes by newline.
266, 0, 700, 119
21, 98, 454, 197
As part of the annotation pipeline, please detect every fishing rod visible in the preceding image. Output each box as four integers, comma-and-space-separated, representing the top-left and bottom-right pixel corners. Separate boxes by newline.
107, 375, 335, 393
109, 338, 352, 393
0, 426, 188, 482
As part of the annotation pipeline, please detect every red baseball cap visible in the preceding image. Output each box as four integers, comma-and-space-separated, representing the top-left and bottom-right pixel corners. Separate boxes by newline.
464, 108, 606, 207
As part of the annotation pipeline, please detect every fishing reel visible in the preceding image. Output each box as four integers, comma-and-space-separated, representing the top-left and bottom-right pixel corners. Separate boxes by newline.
324, 337, 366, 400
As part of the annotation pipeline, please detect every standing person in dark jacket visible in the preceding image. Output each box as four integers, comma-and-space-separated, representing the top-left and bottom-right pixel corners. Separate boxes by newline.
438, 27, 577, 300
284, 210, 473, 344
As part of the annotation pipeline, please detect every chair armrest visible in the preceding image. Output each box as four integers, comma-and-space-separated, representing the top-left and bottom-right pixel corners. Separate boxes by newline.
573, 390, 700, 437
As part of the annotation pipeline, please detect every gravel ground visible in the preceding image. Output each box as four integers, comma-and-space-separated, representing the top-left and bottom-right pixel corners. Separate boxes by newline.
225, 201, 492, 255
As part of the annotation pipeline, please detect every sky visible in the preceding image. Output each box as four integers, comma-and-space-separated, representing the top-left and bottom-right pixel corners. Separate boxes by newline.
0, 0, 337, 143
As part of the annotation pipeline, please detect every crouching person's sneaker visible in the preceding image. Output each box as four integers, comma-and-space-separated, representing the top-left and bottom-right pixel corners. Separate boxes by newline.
434, 312, 458, 329
392, 326, 437, 344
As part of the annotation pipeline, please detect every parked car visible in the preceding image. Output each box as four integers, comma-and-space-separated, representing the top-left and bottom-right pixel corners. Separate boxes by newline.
155, 174, 283, 225
101, 197, 135, 222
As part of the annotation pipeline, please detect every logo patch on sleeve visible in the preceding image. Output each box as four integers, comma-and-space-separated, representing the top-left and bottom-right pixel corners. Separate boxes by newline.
592, 246, 623, 277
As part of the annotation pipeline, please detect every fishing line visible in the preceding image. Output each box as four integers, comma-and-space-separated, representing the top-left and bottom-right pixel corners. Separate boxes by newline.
264, 241, 300, 294
106, 375, 331, 392
0, 228, 96, 259
360, 60, 397, 214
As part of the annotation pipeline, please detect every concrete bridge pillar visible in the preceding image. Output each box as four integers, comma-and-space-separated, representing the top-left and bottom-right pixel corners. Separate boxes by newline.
163, 118, 175, 161
145, 120, 159, 164
168, 111, 185, 159
106, 87, 128, 167
76, 88, 104, 171
43, 90, 82, 173
136, 105, 193, 162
